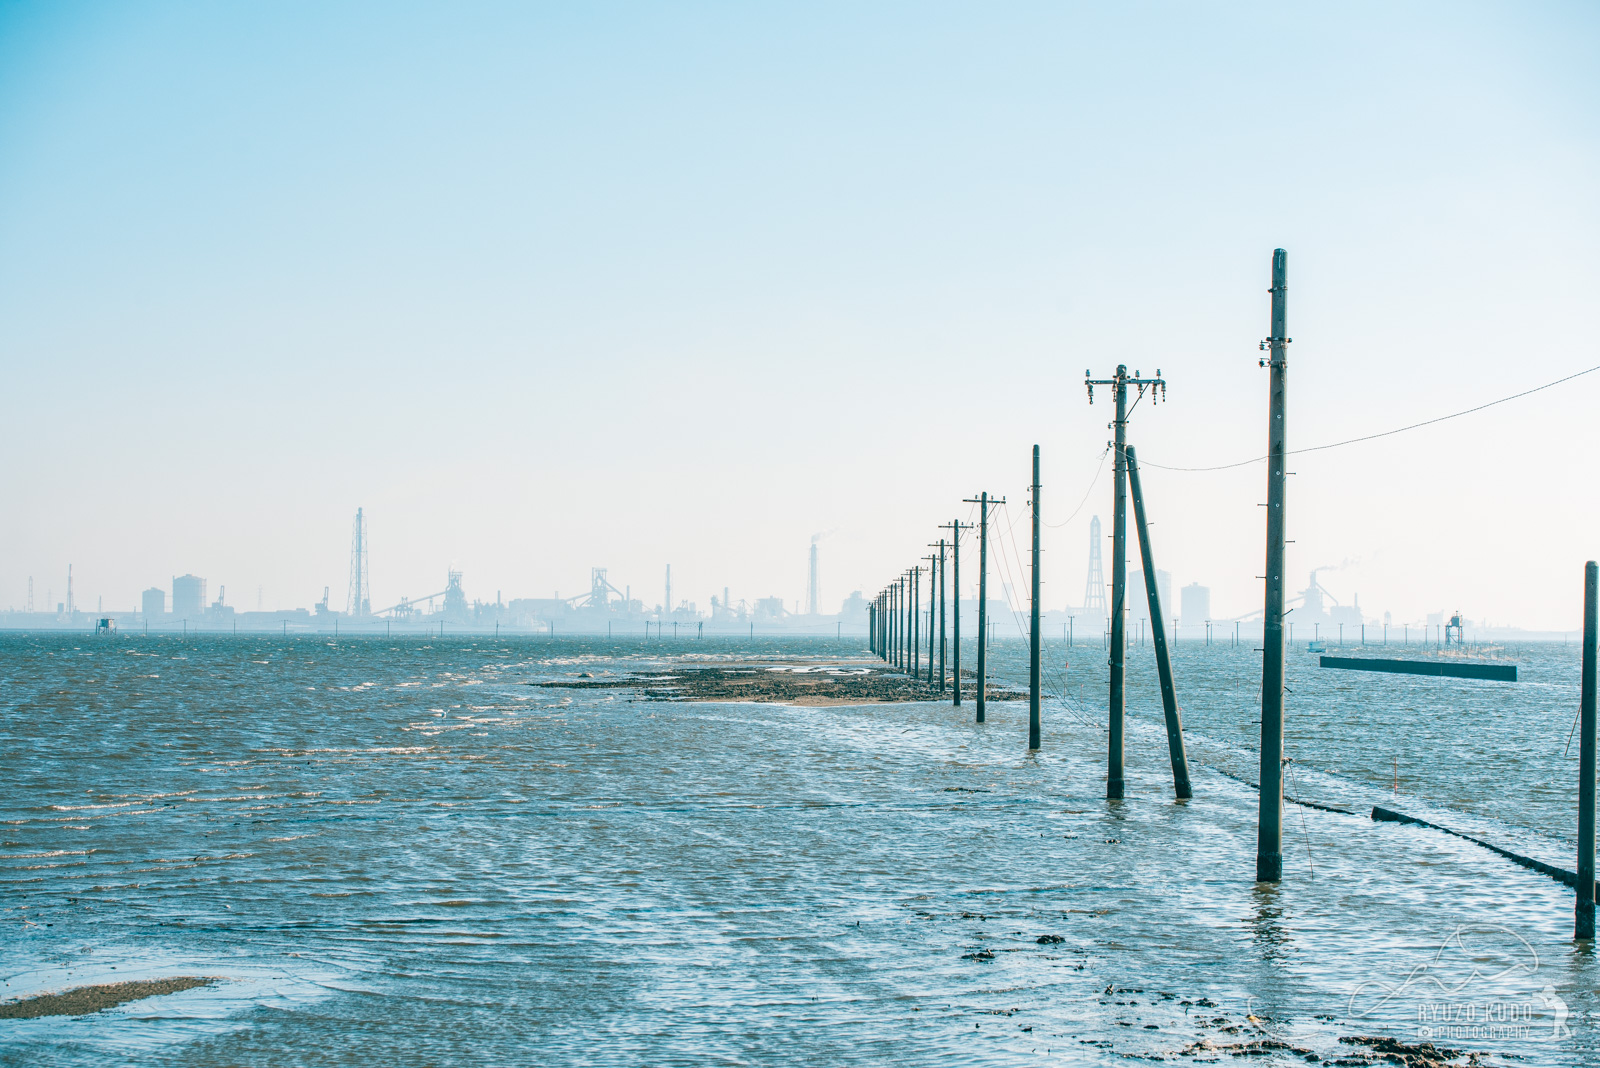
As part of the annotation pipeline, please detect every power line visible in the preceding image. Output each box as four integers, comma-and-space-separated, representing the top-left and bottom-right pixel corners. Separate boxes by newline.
1046, 446, 1111, 528
1141, 362, 1600, 472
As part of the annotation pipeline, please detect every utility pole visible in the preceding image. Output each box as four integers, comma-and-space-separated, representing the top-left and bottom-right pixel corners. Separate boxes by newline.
964, 493, 1004, 722
926, 544, 944, 690
1087, 363, 1166, 799
936, 539, 947, 693
1126, 446, 1193, 798
941, 520, 971, 705
915, 565, 928, 674
1029, 445, 1042, 751
1257, 247, 1291, 883
1578, 560, 1597, 940
892, 581, 900, 667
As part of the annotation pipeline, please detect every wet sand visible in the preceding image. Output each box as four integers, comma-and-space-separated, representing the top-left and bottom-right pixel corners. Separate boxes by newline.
538, 661, 1027, 705
0, 977, 215, 1019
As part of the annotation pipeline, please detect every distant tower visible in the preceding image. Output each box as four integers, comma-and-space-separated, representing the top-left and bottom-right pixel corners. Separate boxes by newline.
346, 508, 371, 617
66, 565, 74, 615
664, 565, 672, 615
26, 577, 33, 613
806, 538, 820, 616
1082, 516, 1107, 616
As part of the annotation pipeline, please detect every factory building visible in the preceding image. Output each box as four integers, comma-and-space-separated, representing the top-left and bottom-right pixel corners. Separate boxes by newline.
172, 574, 207, 619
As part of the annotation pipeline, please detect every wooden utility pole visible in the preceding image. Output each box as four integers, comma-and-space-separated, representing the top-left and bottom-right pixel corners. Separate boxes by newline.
911, 567, 921, 676
940, 520, 972, 705
938, 539, 947, 693
964, 493, 1004, 723
927, 541, 947, 692
1029, 445, 1042, 751
891, 581, 900, 667
1257, 247, 1290, 883
1578, 559, 1597, 940
1126, 446, 1193, 798
1087, 364, 1165, 798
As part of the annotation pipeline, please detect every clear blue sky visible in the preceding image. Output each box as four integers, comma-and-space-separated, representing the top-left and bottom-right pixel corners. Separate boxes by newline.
1, 1, 1596, 626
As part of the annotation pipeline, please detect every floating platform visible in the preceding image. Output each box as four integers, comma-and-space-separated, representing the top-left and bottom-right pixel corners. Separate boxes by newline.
1319, 655, 1516, 682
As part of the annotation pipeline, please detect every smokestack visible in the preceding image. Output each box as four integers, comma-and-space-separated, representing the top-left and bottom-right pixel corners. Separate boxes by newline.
807, 542, 819, 616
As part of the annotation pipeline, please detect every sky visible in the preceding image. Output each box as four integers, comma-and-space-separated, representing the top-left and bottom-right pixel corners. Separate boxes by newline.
0, 1, 1596, 628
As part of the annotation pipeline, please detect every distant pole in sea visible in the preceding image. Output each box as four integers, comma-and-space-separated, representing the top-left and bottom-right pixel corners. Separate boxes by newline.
915, 565, 928, 674
1126, 445, 1193, 799
924, 553, 938, 686
964, 492, 1003, 723
937, 538, 947, 694
1257, 247, 1290, 884
1577, 559, 1598, 940
940, 520, 970, 706
1029, 445, 1042, 751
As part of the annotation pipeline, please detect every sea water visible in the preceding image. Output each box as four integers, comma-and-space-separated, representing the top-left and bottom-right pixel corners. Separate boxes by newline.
1, 632, 1594, 1065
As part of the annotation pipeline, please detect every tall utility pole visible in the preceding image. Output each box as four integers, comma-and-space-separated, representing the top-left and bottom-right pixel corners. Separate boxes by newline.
964, 493, 1004, 723
1029, 445, 1043, 751
937, 540, 947, 693
1086, 364, 1165, 799
915, 565, 928, 674
1257, 247, 1291, 883
928, 546, 934, 687
1579, 559, 1598, 940
894, 577, 902, 666
940, 520, 971, 705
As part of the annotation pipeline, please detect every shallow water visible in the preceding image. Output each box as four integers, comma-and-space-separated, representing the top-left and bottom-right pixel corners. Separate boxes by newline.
1, 632, 1595, 1065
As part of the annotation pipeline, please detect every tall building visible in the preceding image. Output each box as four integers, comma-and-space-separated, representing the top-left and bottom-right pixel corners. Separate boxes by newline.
1180, 583, 1211, 628
142, 587, 166, 618
172, 575, 206, 619
1127, 569, 1171, 624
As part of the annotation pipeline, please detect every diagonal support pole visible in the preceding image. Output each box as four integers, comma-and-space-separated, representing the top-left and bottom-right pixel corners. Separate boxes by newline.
1126, 446, 1193, 799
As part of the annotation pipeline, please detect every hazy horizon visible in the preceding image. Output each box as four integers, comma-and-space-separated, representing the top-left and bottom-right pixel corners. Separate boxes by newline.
2, 2, 1597, 629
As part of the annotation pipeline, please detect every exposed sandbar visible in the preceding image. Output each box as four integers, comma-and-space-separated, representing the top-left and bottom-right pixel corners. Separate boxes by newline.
538, 661, 1025, 705
0, 977, 216, 1019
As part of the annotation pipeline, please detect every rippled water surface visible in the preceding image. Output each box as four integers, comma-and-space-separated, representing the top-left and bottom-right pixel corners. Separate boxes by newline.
2, 633, 1597, 1066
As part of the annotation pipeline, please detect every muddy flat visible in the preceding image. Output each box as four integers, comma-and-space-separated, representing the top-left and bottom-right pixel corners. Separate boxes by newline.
537, 661, 1025, 705
0, 977, 216, 1019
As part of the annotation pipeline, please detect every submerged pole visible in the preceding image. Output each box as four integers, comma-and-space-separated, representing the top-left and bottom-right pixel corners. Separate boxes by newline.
1126, 446, 1193, 798
1029, 445, 1042, 751
915, 565, 928, 674
977, 494, 990, 722
938, 540, 947, 693
1257, 247, 1290, 883
945, 520, 964, 706
1109, 369, 1129, 797
1578, 560, 1598, 940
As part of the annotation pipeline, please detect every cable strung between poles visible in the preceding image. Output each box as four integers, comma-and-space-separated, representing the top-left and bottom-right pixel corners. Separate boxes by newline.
1141, 362, 1600, 472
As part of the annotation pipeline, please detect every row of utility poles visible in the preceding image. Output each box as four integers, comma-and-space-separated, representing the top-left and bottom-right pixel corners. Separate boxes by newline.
865, 249, 1600, 945
860, 257, 1264, 847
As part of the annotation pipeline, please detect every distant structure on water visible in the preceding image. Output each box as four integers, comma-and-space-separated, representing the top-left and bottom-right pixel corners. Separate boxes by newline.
172, 574, 206, 619
346, 507, 371, 618
806, 537, 821, 617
